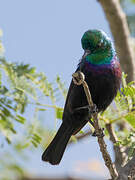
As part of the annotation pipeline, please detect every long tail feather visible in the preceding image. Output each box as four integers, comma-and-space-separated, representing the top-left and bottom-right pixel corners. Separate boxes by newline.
42, 123, 73, 165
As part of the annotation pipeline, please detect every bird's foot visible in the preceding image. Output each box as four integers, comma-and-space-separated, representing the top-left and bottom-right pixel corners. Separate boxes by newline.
74, 105, 92, 118
74, 105, 98, 128
92, 128, 105, 138
75, 105, 103, 138
74, 104, 98, 115
90, 104, 98, 114
74, 105, 90, 112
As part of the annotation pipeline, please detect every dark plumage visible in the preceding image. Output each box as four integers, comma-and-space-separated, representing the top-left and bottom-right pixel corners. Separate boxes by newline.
42, 29, 122, 165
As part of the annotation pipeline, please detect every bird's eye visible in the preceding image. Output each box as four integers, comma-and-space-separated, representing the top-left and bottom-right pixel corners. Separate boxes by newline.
98, 42, 102, 47
96, 42, 102, 48
97, 39, 104, 48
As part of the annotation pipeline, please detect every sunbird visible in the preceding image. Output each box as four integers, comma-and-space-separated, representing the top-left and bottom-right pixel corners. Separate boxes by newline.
42, 29, 122, 165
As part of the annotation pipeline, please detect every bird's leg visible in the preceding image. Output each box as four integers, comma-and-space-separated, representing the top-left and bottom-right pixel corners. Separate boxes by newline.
92, 128, 105, 137
74, 105, 91, 116
74, 104, 98, 114
88, 105, 104, 137
73, 104, 97, 127
74, 105, 104, 137
89, 104, 98, 114
73, 105, 97, 133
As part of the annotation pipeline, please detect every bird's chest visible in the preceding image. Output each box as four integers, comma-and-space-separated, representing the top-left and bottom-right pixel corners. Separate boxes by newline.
70, 68, 119, 111
83, 66, 121, 111
65, 60, 121, 117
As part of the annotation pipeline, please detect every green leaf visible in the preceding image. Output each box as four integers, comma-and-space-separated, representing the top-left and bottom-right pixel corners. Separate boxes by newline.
31, 140, 38, 147
131, 0, 135, 3
10, 127, 16, 134
2, 107, 11, 117
55, 107, 63, 120
32, 133, 42, 144
79, 130, 84, 134
70, 135, 77, 143
15, 142, 30, 150
38, 108, 46, 111
125, 113, 135, 128
15, 115, 26, 124
5, 137, 11, 144
114, 141, 122, 146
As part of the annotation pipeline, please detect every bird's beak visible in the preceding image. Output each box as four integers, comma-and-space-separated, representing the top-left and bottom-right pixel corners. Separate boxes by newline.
82, 50, 91, 59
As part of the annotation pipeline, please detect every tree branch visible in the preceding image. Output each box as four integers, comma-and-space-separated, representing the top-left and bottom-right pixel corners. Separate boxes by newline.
69, 130, 92, 145
98, 0, 135, 82
72, 71, 118, 180
106, 123, 128, 171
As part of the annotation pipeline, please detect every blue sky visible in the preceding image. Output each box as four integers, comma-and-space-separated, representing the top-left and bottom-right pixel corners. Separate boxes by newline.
0, 0, 118, 179
0, 0, 111, 81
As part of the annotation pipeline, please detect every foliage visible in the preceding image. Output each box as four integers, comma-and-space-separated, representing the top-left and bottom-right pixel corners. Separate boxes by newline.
0, 57, 67, 146
130, 0, 135, 3
0, 30, 68, 180
0, 29, 5, 56
0, 53, 135, 179
101, 73, 135, 125
0, 1, 135, 177
0, 54, 67, 179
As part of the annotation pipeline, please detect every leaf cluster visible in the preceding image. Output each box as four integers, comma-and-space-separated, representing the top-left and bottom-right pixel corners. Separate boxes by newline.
0, 57, 135, 179
101, 73, 135, 127
0, 56, 70, 179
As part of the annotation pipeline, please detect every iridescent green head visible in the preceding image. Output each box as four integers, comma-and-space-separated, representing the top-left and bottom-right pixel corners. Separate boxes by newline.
81, 30, 115, 65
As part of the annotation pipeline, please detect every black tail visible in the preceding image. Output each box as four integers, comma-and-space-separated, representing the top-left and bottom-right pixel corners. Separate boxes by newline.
42, 123, 73, 165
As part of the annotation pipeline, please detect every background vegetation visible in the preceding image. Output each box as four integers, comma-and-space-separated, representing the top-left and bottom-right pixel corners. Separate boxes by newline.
0, 0, 135, 179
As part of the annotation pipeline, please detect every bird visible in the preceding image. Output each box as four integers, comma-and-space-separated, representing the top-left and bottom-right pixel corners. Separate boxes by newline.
42, 29, 122, 165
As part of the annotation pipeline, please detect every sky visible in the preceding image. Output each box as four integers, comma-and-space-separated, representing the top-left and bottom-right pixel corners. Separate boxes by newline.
0, 0, 120, 179
0, 0, 112, 82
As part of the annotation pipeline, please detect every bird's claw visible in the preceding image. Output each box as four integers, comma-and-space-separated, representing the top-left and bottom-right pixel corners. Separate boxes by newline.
92, 128, 105, 138
74, 104, 98, 116
90, 104, 98, 114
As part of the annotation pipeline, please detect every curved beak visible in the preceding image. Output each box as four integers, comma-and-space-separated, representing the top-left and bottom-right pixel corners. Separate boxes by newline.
82, 49, 91, 59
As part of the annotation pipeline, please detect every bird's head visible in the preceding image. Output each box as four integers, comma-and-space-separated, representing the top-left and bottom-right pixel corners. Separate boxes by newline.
81, 30, 114, 65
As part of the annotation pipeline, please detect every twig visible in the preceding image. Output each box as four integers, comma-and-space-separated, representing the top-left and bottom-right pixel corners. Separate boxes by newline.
69, 130, 92, 145
72, 71, 118, 180
106, 123, 128, 170
98, 0, 135, 82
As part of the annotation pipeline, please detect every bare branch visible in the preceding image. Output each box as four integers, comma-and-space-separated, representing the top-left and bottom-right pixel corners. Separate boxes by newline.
98, 0, 135, 82
106, 123, 128, 170
69, 130, 92, 145
72, 71, 118, 180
